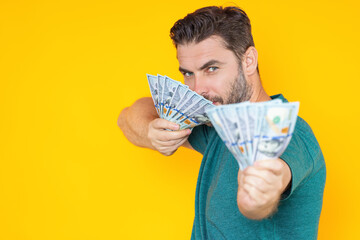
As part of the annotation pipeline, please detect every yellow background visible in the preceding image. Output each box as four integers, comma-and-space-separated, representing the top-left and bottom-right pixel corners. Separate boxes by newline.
1, 0, 359, 239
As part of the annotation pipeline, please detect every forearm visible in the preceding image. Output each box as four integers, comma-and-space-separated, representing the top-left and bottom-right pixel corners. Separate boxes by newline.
237, 195, 280, 220
117, 97, 157, 150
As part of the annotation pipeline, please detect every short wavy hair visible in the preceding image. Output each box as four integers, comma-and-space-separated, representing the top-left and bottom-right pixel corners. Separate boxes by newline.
170, 6, 256, 70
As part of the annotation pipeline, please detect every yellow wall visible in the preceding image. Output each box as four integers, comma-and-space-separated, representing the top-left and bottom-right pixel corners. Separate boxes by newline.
1, 0, 359, 239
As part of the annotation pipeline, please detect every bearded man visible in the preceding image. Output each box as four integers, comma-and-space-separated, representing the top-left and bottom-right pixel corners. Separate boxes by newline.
118, 6, 326, 240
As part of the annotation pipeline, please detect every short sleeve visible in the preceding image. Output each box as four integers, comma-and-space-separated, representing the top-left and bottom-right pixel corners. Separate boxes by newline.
279, 117, 323, 200
188, 125, 211, 155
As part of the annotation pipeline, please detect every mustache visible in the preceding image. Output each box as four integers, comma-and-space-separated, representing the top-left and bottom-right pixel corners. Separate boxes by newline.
202, 94, 224, 104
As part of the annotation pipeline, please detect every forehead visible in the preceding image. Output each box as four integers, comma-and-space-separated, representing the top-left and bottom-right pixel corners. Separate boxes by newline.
176, 36, 236, 68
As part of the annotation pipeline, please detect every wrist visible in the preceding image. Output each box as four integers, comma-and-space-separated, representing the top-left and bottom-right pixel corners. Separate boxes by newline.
237, 195, 279, 220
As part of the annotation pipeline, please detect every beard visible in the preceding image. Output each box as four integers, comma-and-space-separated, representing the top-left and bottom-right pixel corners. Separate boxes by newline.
224, 68, 253, 104
203, 68, 253, 105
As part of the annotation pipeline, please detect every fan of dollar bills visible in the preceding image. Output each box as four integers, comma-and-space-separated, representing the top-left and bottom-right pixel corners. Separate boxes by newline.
147, 74, 215, 129
205, 100, 299, 170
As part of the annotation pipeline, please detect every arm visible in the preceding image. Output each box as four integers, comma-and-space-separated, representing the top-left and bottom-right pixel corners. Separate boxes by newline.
117, 97, 193, 155
237, 158, 291, 220
118, 97, 158, 149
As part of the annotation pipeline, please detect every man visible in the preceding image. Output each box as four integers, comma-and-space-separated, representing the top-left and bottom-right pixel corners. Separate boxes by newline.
118, 6, 326, 239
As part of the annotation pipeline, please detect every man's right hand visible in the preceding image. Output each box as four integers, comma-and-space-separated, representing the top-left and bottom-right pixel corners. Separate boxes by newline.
148, 118, 192, 156
118, 97, 194, 155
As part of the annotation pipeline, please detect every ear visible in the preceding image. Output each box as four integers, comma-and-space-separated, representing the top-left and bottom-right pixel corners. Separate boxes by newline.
242, 46, 258, 76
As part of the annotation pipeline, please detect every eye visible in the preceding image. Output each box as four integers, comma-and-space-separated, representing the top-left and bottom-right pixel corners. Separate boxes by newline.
182, 71, 194, 77
208, 66, 218, 72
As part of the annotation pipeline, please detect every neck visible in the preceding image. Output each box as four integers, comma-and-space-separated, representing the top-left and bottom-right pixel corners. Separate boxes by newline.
248, 75, 271, 102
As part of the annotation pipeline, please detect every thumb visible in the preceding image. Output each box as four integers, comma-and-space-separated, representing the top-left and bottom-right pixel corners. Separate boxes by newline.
152, 118, 179, 131
238, 169, 243, 187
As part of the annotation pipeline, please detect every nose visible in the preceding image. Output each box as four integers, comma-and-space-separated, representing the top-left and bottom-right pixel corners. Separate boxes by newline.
193, 74, 208, 96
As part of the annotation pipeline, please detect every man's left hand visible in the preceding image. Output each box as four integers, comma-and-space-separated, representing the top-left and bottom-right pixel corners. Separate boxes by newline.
237, 158, 291, 220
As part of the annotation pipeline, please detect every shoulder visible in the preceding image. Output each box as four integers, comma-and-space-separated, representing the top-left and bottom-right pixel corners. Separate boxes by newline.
292, 116, 323, 160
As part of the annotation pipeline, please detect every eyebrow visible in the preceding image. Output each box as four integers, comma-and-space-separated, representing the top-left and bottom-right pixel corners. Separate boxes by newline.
179, 59, 224, 73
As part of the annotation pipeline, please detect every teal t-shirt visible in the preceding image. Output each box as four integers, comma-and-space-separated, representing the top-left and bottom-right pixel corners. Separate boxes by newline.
188, 94, 326, 240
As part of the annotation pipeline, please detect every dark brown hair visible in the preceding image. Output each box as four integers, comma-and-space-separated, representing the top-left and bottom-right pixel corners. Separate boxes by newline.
170, 6, 255, 67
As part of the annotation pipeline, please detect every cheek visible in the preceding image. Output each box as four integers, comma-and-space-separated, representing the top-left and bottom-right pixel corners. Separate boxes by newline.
209, 74, 232, 94
210, 81, 223, 93
184, 79, 194, 90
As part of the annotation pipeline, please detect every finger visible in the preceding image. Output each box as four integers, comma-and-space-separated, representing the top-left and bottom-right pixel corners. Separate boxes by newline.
151, 118, 180, 131
155, 136, 188, 146
253, 159, 284, 175
157, 129, 191, 141
162, 137, 188, 151
176, 136, 189, 147
237, 187, 253, 206
238, 169, 242, 185
243, 175, 269, 193
242, 183, 264, 205
243, 166, 277, 185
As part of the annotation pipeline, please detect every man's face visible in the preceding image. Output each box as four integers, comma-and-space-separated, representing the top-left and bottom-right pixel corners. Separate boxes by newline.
176, 35, 252, 105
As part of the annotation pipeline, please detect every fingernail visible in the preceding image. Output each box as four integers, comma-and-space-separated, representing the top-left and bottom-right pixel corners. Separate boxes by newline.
172, 124, 179, 130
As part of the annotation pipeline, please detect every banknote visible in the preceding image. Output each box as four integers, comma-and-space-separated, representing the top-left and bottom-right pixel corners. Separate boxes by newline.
206, 100, 299, 170
206, 108, 229, 144
254, 103, 299, 161
186, 101, 214, 124
146, 74, 214, 129
217, 108, 248, 168
168, 90, 193, 119
157, 74, 165, 116
173, 93, 202, 123
210, 108, 245, 169
235, 105, 253, 164
176, 99, 210, 129
163, 76, 180, 117
165, 84, 189, 120
146, 74, 160, 115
